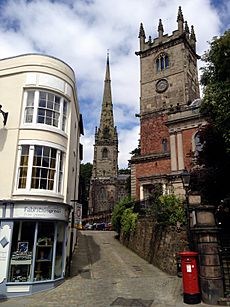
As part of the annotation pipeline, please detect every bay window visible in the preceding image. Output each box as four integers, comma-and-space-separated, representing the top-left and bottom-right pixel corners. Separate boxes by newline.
23, 90, 68, 132
17, 144, 64, 193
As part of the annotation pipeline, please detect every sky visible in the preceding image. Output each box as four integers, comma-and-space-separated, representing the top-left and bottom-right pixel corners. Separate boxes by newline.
0, 0, 229, 169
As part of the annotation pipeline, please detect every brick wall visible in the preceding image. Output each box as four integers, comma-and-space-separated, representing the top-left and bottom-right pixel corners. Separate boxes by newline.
135, 159, 171, 197
182, 128, 197, 170
141, 114, 169, 155
120, 217, 188, 275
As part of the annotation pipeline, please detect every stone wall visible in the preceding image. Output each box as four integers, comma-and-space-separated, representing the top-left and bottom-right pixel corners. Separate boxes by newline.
120, 217, 188, 275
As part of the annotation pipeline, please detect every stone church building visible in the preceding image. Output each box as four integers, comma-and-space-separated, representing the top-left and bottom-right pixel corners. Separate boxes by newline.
88, 54, 128, 215
130, 7, 206, 200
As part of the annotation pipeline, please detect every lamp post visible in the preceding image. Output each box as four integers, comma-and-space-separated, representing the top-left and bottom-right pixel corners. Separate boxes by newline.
181, 169, 192, 250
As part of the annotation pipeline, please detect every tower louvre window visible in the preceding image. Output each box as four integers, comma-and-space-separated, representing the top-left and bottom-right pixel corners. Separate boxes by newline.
102, 147, 108, 159
156, 54, 169, 72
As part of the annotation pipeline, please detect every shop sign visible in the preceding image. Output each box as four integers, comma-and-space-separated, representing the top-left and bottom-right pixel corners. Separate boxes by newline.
75, 204, 82, 227
13, 204, 69, 221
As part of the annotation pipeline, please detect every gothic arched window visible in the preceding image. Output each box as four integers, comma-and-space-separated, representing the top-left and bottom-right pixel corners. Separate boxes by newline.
156, 53, 169, 72
98, 187, 106, 201
102, 147, 108, 159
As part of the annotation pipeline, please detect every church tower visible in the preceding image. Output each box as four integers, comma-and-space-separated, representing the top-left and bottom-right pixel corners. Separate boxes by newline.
88, 53, 127, 215
130, 7, 202, 200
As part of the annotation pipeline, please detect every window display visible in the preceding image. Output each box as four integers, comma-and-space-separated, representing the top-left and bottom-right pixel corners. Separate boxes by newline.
8, 222, 34, 282
8, 220, 66, 283
34, 222, 54, 281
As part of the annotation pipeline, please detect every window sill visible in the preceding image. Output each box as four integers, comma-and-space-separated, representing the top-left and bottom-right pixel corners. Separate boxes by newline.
20, 124, 68, 139
13, 190, 64, 200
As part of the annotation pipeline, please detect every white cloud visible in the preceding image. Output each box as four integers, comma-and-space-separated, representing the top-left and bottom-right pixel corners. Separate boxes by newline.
0, 0, 227, 168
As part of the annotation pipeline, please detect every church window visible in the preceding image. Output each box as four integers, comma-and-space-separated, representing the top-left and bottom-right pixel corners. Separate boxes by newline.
102, 148, 108, 159
162, 138, 168, 152
156, 53, 169, 72
98, 187, 106, 200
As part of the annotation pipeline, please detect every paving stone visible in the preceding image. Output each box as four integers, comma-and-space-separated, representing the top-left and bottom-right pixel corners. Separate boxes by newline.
0, 231, 217, 307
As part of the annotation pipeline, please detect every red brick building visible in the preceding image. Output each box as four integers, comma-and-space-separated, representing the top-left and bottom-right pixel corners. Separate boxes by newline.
130, 7, 206, 200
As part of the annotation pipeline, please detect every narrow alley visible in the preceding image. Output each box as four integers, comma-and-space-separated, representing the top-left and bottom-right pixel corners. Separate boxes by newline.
0, 231, 213, 307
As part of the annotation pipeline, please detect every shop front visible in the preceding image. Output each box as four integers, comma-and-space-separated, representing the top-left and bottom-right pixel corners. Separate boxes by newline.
0, 201, 70, 298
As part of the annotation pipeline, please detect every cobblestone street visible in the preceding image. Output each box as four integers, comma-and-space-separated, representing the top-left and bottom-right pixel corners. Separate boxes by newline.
0, 231, 214, 307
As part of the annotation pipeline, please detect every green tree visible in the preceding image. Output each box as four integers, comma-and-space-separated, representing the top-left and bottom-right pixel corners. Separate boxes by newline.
191, 30, 230, 203
200, 29, 230, 151
79, 163, 92, 217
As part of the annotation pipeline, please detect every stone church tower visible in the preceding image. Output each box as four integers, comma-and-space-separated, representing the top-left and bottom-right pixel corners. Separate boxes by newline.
130, 7, 205, 200
88, 54, 128, 214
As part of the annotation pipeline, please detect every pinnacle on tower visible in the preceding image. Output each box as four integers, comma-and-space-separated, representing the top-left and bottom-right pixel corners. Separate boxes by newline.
139, 23, 146, 51
138, 23, 146, 38
184, 21, 190, 39
177, 6, 184, 33
158, 19, 164, 38
190, 25, 197, 50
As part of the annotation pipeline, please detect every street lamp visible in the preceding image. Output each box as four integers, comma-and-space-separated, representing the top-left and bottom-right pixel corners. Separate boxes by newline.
181, 169, 191, 192
181, 169, 192, 250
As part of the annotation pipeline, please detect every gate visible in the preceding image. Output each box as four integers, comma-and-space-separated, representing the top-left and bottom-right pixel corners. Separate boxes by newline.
216, 200, 230, 297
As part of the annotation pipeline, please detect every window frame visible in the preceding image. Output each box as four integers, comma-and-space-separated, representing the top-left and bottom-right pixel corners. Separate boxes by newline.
14, 141, 65, 196
22, 89, 69, 134
156, 53, 169, 72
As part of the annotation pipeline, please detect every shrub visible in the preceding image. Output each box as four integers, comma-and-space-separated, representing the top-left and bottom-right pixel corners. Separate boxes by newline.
121, 208, 138, 236
111, 196, 133, 234
156, 194, 185, 226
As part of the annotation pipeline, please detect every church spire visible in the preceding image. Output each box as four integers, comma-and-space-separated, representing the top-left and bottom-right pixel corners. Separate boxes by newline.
99, 51, 116, 139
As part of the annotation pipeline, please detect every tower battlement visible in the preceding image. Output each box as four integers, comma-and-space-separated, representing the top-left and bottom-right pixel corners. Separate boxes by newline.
138, 7, 197, 56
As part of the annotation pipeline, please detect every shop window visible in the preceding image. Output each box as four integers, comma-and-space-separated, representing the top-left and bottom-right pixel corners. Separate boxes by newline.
17, 144, 64, 194
8, 221, 66, 283
23, 90, 68, 132
34, 222, 54, 281
156, 53, 169, 72
8, 221, 35, 283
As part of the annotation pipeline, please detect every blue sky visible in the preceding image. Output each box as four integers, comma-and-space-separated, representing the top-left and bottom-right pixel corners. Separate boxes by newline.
0, 0, 229, 168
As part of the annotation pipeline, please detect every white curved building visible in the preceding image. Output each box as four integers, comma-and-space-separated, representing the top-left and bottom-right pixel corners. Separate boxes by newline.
0, 54, 83, 297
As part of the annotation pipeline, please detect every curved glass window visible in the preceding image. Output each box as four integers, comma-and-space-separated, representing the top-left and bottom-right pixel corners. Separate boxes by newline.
23, 90, 68, 132
17, 144, 64, 193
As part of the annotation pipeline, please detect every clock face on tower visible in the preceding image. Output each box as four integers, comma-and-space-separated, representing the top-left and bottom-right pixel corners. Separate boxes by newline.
156, 79, 168, 93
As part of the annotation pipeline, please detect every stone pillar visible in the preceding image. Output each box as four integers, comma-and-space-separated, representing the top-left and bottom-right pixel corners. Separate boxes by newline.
191, 205, 224, 305
170, 133, 177, 171
177, 131, 184, 170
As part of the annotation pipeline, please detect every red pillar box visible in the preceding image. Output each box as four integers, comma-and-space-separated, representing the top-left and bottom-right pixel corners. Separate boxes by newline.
179, 251, 201, 304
